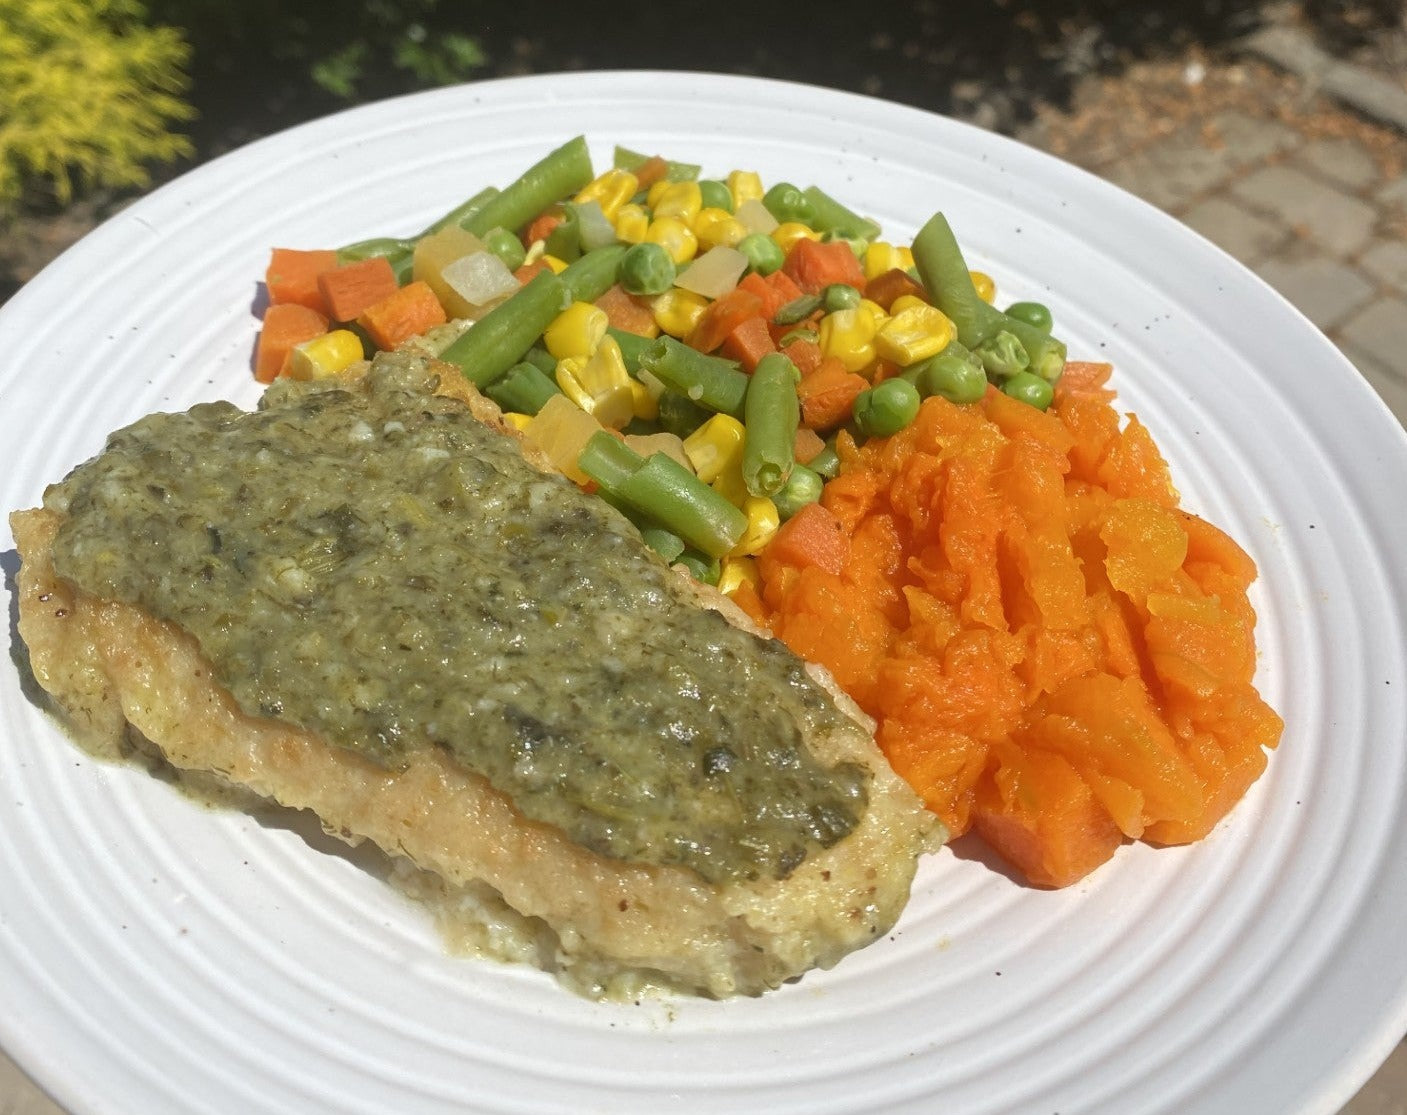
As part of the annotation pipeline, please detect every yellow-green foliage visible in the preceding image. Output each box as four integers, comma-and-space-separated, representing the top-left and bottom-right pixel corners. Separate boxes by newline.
0, 0, 194, 210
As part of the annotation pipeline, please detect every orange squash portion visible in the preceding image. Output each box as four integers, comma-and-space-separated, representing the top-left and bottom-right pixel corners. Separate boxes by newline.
752, 377, 1283, 887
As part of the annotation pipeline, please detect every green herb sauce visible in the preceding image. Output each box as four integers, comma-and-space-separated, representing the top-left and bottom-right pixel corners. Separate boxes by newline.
45, 352, 870, 883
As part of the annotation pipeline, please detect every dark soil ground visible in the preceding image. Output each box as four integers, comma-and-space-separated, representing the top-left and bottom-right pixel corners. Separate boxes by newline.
2, 0, 1402, 304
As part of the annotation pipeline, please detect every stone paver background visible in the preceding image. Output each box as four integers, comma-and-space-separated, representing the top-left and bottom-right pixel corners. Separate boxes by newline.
3, 30, 1406, 1115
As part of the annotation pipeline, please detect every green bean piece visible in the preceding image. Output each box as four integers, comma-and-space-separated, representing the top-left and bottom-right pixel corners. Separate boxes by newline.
606, 326, 655, 375
1031, 336, 1068, 383
543, 205, 581, 262
742, 353, 801, 498
483, 361, 562, 416
639, 526, 687, 564
421, 186, 500, 237
561, 243, 629, 302
439, 270, 570, 387
1005, 300, 1053, 332
637, 336, 750, 418
655, 389, 712, 438
618, 242, 677, 296
1002, 370, 1055, 411
612, 145, 701, 182
774, 293, 823, 325
975, 330, 1030, 380
777, 326, 819, 347
577, 429, 646, 495
822, 283, 862, 313
762, 182, 815, 226
738, 232, 785, 276
910, 212, 1006, 349
772, 463, 824, 520
522, 344, 558, 376
463, 136, 594, 240
337, 236, 414, 265
698, 179, 733, 213
803, 185, 881, 242
853, 377, 922, 439
673, 550, 721, 585
917, 352, 988, 404
389, 252, 415, 286
807, 442, 841, 481
615, 452, 749, 559
479, 227, 527, 272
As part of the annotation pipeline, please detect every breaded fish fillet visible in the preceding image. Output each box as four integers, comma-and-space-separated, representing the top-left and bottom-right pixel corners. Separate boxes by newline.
10, 357, 940, 998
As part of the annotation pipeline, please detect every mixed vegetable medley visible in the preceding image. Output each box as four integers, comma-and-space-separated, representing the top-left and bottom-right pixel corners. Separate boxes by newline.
255, 135, 1066, 591
253, 136, 1284, 889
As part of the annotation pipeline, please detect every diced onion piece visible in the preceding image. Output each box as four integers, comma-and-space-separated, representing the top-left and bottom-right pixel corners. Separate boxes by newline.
575, 199, 619, 252
735, 198, 779, 235
440, 250, 520, 319
624, 431, 691, 470
674, 246, 749, 299
521, 394, 604, 484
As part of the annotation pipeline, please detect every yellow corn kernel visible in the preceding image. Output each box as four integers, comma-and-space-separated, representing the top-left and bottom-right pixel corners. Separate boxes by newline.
574, 167, 639, 220
710, 455, 749, 508
863, 241, 914, 280
717, 554, 761, 597
731, 496, 780, 556
650, 287, 709, 338
726, 169, 764, 210
970, 270, 996, 304
555, 336, 634, 429
693, 207, 747, 251
500, 412, 533, 432
875, 302, 956, 366
772, 221, 820, 254
651, 181, 703, 224
283, 329, 364, 380
613, 202, 650, 245
888, 293, 929, 316
682, 413, 746, 484
817, 306, 879, 373
859, 298, 890, 328
540, 253, 568, 274
646, 178, 672, 209
629, 377, 658, 421
644, 216, 698, 264
544, 300, 608, 360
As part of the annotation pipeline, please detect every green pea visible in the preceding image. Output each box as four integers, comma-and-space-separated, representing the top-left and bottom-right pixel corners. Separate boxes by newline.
761, 182, 815, 225
853, 377, 922, 439
773, 463, 824, 519
1002, 370, 1055, 410
1005, 300, 1053, 332
918, 353, 988, 405
738, 232, 785, 276
481, 227, 526, 272
698, 179, 733, 213
822, 283, 862, 313
617, 241, 676, 296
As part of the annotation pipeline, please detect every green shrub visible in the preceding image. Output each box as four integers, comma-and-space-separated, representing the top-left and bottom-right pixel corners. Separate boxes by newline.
0, 0, 194, 211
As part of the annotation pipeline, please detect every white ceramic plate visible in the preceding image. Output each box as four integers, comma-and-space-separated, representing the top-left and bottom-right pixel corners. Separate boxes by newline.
2, 72, 1405, 1115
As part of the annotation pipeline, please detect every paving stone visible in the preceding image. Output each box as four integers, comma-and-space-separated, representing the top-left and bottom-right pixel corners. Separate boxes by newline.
0, 1054, 62, 1115
1256, 250, 1377, 330
1208, 109, 1304, 165
1181, 195, 1289, 262
1339, 1037, 1407, 1114
1293, 136, 1384, 192
1379, 176, 1407, 209
1097, 126, 1247, 212
1360, 240, 1407, 294
1231, 165, 1378, 255
1338, 294, 1407, 377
